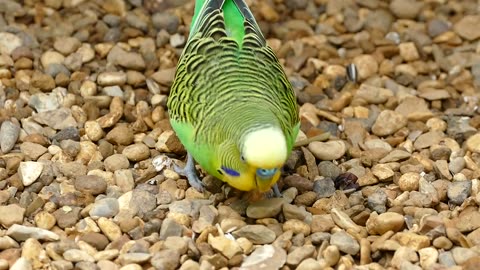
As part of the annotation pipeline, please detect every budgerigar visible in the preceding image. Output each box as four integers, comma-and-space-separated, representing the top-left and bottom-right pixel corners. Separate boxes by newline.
167, 0, 300, 194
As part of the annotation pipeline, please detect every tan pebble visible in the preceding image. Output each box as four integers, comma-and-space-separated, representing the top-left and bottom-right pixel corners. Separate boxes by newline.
162, 169, 179, 180
257, 2, 279, 22
395, 63, 418, 76
113, 169, 135, 193
84, 120, 104, 142
331, 208, 367, 237
179, 259, 200, 270
453, 15, 480, 40
299, 103, 320, 127
236, 237, 253, 254
34, 211, 56, 230
418, 247, 438, 269
94, 250, 120, 261
118, 253, 152, 266
20, 141, 47, 160
430, 144, 451, 161
156, 130, 185, 154
122, 143, 150, 161
41, 51, 64, 68
355, 84, 393, 104
0, 259, 9, 270
433, 236, 452, 250
393, 232, 430, 250
246, 198, 284, 219
360, 238, 371, 265
126, 70, 146, 86
366, 212, 404, 235
371, 110, 407, 137
104, 154, 130, 172
175, 189, 185, 200
232, 225, 276, 245
391, 246, 418, 268
413, 131, 444, 150
220, 219, 246, 235
296, 258, 325, 270
398, 172, 420, 191
371, 164, 394, 181
96, 97, 124, 128
152, 106, 166, 122
286, 245, 315, 266
94, 43, 114, 58
63, 249, 95, 263
77, 240, 97, 257
97, 217, 122, 241
466, 133, 480, 153
80, 80, 97, 97
434, 160, 452, 180
399, 42, 420, 61
451, 247, 478, 265
308, 140, 346, 161
426, 118, 447, 132
106, 125, 134, 145
165, 212, 191, 228
240, 244, 286, 269
120, 264, 143, 270
373, 238, 401, 251
352, 54, 378, 80
0, 204, 25, 227
76, 43, 95, 63
76, 141, 98, 164
21, 238, 47, 269
330, 92, 352, 112
443, 138, 460, 152
208, 234, 242, 259
353, 106, 369, 118
283, 219, 310, 236
10, 258, 32, 270
323, 245, 340, 266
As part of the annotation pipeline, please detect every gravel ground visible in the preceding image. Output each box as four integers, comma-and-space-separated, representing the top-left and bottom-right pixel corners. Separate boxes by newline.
1, 0, 480, 269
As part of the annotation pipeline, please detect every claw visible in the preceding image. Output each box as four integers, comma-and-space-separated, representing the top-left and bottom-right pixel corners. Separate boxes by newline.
173, 152, 204, 192
272, 183, 282, 198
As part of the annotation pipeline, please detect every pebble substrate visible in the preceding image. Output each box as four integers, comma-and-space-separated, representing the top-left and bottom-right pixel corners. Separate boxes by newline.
1, 0, 480, 269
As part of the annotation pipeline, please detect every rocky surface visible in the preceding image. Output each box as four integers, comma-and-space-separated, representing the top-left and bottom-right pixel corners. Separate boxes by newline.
1, 0, 480, 269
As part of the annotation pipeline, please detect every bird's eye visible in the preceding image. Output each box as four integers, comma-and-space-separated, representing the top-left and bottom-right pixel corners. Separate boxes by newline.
256, 168, 277, 177
240, 155, 245, 162
221, 166, 240, 176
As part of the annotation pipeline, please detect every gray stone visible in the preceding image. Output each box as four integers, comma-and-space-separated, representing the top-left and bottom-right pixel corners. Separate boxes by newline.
367, 189, 387, 213
159, 218, 183, 240
0, 121, 20, 153
7, 224, 59, 241
447, 180, 472, 205
313, 178, 336, 198
330, 231, 360, 255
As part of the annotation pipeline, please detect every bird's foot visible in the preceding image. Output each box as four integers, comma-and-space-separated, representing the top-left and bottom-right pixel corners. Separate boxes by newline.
173, 153, 204, 192
272, 183, 282, 198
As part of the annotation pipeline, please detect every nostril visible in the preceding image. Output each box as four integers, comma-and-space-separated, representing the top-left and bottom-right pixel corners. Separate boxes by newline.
257, 168, 277, 177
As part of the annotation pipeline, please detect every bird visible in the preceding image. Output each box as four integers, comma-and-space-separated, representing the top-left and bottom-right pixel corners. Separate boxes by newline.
167, 0, 300, 195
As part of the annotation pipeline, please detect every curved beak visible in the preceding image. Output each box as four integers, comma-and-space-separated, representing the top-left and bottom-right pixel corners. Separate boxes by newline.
255, 168, 281, 193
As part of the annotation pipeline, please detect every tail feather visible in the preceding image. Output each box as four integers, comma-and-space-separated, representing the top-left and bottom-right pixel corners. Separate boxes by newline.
190, 0, 266, 48
190, 0, 225, 37
231, 0, 265, 45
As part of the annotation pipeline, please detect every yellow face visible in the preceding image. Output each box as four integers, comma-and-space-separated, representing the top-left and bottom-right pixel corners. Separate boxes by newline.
215, 126, 287, 193
220, 164, 282, 192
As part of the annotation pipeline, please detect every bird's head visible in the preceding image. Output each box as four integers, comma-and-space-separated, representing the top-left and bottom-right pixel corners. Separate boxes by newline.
219, 126, 287, 192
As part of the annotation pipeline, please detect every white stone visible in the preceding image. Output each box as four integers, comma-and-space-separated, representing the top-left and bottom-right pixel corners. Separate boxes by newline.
18, 162, 44, 186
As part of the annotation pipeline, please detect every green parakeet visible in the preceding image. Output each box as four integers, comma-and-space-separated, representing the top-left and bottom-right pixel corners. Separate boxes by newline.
167, 0, 300, 193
